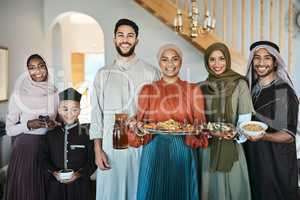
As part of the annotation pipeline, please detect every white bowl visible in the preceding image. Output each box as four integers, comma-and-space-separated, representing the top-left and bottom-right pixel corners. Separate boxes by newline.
239, 121, 268, 137
58, 169, 74, 180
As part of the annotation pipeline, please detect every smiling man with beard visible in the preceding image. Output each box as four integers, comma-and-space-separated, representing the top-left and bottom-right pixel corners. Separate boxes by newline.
244, 41, 299, 200
89, 19, 160, 200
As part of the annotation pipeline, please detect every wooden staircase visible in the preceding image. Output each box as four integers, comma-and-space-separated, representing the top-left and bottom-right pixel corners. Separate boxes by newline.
135, 0, 247, 75
135, 0, 296, 75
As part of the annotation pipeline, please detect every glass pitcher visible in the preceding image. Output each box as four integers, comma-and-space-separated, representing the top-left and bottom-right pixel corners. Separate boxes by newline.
113, 113, 129, 149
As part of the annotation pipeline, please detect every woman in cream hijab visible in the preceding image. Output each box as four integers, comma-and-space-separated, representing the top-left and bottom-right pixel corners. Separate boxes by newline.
129, 44, 208, 200
5, 54, 58, 200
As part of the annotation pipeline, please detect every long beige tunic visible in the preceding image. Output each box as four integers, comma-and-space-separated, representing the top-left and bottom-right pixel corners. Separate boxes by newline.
89, 55, 160, 200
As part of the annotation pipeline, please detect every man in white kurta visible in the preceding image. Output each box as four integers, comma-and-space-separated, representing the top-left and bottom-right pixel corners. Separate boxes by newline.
89, 19, 160, 200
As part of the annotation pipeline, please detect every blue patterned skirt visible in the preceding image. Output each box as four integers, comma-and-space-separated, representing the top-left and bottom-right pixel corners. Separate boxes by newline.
137, 134, 199, 200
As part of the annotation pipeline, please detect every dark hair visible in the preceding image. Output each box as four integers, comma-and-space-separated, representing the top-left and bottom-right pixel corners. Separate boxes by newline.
26, 54, 46, 67
270, 54, 278, 71
114, 18, 139, 37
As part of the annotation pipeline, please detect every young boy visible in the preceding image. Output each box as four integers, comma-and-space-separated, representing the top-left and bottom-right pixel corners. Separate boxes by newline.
40, 87, 96, 200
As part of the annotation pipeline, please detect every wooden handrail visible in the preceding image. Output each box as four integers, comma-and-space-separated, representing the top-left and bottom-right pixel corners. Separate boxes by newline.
135, 0, 248, 75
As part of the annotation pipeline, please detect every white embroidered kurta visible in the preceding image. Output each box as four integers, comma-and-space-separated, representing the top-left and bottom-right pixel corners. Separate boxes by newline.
6, 73, 58, 136
89, 55, 160, 200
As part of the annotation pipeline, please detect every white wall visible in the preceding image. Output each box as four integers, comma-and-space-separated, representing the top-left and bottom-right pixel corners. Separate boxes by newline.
66, 22, 104, 53
0, 0, 46, 117
291, 2, 300, 96
51, 23, 64, 89
291, 36, 300, 96
56, 15, 104, 88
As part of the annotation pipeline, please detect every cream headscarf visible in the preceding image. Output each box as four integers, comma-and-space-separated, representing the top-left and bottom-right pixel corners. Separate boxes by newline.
13, 54, 57, 114
157, 43, 183, 61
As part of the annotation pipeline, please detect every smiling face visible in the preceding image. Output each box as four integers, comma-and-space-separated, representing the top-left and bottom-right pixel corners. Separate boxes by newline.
114, 25, 138, 57
159, 49, 182, 81
58, 100, 81, 125
207, 50, 227, 75
252, 48, 276, 78
27, 58, 48, 82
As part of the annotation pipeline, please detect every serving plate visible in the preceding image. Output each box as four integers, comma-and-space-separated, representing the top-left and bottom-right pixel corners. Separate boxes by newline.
139, 119, 197, 136
198, 122, 234, 132
143, 128, 198, 136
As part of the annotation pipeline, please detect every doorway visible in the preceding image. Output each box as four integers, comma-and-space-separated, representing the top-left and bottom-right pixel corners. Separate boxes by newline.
49, 12, 105, 123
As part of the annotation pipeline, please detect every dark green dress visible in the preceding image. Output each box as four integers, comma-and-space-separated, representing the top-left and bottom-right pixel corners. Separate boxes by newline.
198, 79, 253, 200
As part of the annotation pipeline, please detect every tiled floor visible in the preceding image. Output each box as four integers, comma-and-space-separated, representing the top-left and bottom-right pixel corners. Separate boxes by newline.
0, 166, 95, 200
0, 165, 299, 200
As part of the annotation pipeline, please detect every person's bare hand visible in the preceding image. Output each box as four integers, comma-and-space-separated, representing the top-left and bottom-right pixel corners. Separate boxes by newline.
27, 119, 46, 129
63, 171, 81, 184
95, 148, 111, 170
222, 131, 236, 140
46, 120, 57, 129
185, 135, 199, 148
52, 171, 61, 182
127, 117, 138, 131
210, 130, 235, 140
247, 132, 265, 142
53, 171, 80, 184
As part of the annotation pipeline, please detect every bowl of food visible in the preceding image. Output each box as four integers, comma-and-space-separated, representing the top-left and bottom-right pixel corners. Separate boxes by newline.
58, 169, 74, 180
239, 121, 268, 137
